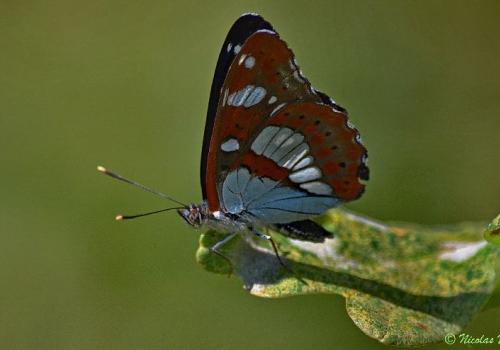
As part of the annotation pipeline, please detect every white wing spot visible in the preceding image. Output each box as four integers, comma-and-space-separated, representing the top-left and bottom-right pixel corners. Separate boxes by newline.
300, 181, 333, 195
289, 166, 322, 183
220, 138, 240, 152
270, 102, 286, 117
227, 85, 266, 108
251, 127, 317, 175
268, 96, 277, 104
243, 86, 266, 107
244, 56, 255, 69
222, 88, 228, 107
234, 45, 241, 54
227, 43, 232, 52
231, 85, 254, 106
238, 54, 247, 65
292, 156, 313, 171
251, 126, 280, 155
263, 128, 294, 158
273, 133, 305, 163
281, 143, 309, 169
227, 91, 235, 106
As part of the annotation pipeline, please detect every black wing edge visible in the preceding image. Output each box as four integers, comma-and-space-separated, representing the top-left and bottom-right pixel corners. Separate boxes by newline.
275, 219, 333, 243
313, 88, 370, 182
200, 13, 275, 199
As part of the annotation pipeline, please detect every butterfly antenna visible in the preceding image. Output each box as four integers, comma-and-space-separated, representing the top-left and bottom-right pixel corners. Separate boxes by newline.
115, 207, 184, 221
97, 166, 187, 207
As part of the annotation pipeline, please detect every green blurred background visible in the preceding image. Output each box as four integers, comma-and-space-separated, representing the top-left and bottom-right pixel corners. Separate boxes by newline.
1, 0, 499, 349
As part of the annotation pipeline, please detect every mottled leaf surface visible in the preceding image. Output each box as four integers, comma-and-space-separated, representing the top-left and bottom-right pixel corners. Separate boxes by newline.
196, 210, 499, 346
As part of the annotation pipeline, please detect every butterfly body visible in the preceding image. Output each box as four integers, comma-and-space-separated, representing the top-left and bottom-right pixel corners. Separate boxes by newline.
178, 202, 248, 233
177, 200, 334, 245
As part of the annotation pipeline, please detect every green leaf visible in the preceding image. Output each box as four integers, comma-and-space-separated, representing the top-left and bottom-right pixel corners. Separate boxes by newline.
196, 209, 499, 347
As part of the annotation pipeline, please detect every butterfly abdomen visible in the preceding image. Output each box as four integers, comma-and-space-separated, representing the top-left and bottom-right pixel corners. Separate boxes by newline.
275, 219, 333, 243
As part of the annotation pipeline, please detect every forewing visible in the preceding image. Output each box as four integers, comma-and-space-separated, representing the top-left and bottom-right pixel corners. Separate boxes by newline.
201, 13, 274, 200
204, 29, 322, 210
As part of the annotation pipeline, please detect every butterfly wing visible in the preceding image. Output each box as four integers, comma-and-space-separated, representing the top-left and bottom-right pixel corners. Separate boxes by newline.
202, 14, 368, 224
220, 102, 368, 223
201, 13, 274, 200
203, 19, 323, 210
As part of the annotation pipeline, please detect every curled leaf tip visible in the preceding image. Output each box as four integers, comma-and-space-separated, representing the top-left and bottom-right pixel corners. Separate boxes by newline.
484, 214, 500, 246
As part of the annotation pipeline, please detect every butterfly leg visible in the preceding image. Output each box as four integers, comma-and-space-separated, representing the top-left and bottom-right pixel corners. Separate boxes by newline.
251, 228, 290, 271
251, 228, 309, 285
210, 232, 237, 275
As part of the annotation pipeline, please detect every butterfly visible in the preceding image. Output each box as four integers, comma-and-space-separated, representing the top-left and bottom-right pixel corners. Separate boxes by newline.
98, 13, 368, 269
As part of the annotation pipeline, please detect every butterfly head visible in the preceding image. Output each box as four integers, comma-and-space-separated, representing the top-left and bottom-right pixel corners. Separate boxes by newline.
177, 203, 208, 229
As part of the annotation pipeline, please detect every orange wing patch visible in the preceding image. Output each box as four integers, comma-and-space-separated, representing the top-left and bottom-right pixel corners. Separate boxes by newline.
246, 103, 368, 202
